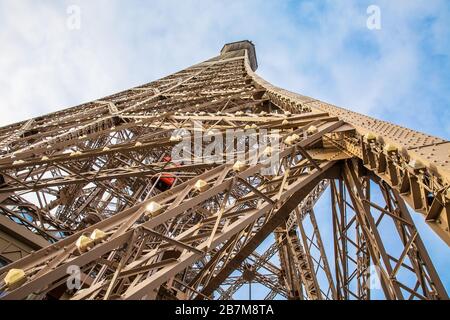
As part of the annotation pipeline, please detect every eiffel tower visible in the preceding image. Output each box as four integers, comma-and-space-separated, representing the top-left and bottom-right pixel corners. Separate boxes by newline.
0, 41, 448, 300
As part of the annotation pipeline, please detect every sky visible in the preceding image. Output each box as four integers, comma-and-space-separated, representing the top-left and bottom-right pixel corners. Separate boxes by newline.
0, 0, 449, 299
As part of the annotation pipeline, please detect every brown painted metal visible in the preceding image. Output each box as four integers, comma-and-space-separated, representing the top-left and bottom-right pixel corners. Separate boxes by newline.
0, 40, 447, 300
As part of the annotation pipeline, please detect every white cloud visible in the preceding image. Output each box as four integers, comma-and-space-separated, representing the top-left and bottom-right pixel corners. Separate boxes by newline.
1, 0, 447, 131
0, 0, 277, 124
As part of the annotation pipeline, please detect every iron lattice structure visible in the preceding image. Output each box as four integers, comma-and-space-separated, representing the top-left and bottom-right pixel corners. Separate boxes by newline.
0, 41, 448, 300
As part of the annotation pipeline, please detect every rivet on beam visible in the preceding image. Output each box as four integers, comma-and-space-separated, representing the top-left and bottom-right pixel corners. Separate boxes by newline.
408, 159, 426, 171
263, 146, 273, 156
4, 269, 27, 289
145, 201, 164, 218
233, 161, 248, 172
90, 229, 108, 243
194, 179, 209, 193
75, 235, 94, 253
307, 125, 318, 135
364, 132, 377, 142
170, 135, 183, 143
384, 144, 398, 154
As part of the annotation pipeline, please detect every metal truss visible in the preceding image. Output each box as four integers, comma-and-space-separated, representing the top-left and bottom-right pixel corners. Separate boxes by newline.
0, 40, 448, 300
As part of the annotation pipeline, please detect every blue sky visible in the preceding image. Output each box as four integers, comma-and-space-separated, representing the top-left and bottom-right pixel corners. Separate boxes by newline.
0, 0, 449, 299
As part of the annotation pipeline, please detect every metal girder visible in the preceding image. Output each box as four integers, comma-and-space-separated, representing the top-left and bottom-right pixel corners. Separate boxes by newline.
245, 57, 450, 244
0, 40, 447, 300
0, 153, 337, 300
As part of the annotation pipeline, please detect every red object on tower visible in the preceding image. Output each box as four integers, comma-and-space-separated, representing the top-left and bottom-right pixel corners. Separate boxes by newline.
154, 156, 179, 191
